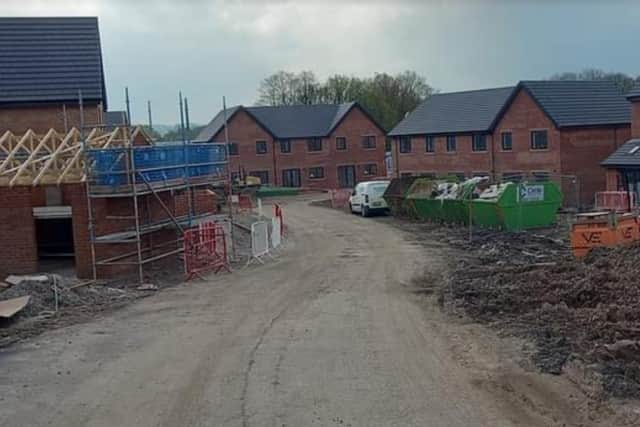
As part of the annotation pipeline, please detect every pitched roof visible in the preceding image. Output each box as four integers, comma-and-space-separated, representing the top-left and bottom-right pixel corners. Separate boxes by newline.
196, 102, 376, 141
388, 86, 515, 136
601, 139, 640, 168
0, 17, 107, 106
519, 80, 630, 127
626, 83, 640, 100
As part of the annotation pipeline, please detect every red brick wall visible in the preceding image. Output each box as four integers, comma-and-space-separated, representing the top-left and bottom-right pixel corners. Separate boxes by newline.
606, 169, 621, 191
560, 126, 630, 206
212, 106, 386, 189
0, 187, 39, 277
632, 102, 640, 139
393, 134, 493, 177
0, 103, 103, 135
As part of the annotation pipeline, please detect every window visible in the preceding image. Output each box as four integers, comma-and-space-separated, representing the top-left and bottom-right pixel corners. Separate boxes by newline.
308, 167, 324, 179
446, 135, 456, 152
501, 132, 513, 151
472, 172, 489, 178
531, 130, 548, 150
425, 136, 435, 153
230, 171, 241, 181
419, 172, 436, 178
399, 136, 412, 153
228, 143, 239, 156
249, 170, 269, 184
400, 172, 414, 178
472, 134, 487, 152
502, 171, 523, 183
307, 138, 322, 152
256, 140, 267, 154
362, 135, 376, 149
363, 163, 378, 176
385, 139, 392, 152
336, 137, 347, 151
450, 172, 465, 181
279, 139, 291, 153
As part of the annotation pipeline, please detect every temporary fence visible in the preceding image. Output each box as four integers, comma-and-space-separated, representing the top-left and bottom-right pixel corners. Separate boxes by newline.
274, 203, 285, 236
595, 191, 636, 212
184, 222, 230, 280
212, 218, 234, 262
271, 217, 282, 249
329, 189, 352, 209
247, 221, 270, 265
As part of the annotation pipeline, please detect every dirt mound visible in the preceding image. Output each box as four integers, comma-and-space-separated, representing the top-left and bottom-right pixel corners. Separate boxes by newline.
438, 225, 640, 399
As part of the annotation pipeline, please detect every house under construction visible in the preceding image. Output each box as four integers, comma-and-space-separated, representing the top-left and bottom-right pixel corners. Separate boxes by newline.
0, 126, 228, 282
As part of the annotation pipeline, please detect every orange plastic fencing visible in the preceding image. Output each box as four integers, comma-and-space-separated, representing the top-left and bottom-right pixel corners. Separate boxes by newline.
184, 222, 230, 279
329, 189, 352, 209
594, 191, 636, 212
570, 213, 639, 257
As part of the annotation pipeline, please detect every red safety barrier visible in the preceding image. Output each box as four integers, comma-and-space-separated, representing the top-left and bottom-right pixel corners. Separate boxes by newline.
238, 194, 253, 211
595, 191, 636, 212
329, 189, 352, 209
184, 222, 230, 280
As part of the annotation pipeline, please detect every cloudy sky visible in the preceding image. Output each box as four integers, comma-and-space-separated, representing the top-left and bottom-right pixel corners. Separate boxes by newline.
2, 0, 639, 125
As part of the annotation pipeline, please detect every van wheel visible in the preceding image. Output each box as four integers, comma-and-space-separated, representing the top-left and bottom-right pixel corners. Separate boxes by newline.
361, 206, 369, 217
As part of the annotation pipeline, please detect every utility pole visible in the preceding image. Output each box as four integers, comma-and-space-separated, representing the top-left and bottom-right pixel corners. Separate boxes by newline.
184, 97, 191, 137
125, 87, 131, 125
179, 91, 186, 143
147, 100, 153, 132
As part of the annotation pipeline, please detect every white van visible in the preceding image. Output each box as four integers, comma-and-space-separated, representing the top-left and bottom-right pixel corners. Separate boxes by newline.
348, 180, 391, 217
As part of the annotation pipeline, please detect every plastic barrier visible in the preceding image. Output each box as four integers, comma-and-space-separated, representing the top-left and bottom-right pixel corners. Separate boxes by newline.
247, 221, 270, 265
184, 222, 230, 279
271, 217, 282, 249
274, 203, 285, 237
330, 189, 352, 209
594, 191, 636, 212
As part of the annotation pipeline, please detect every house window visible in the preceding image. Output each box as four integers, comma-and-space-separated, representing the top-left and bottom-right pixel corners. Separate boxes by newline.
531, 130, 548, 150
363, 163, 378, 176
472, 172, 489, 178
420, 172, 436, 178
230, 171, 241, 181
450, 172, 465, 181
279, 139, 291, 153
307, 138, 322, 152
399, 136, 412, 153
425, 136, 435, 153
228, 143, 239, 156
446, 135, 456, 152
249, 170, 269, 184
256, 140, 267, 154
361, 135, 376, 149
532, 170, 550, 182
400, 172, 413, 178
472, 134, 487, 152
501, 132, 513, 151
385, 139, 392, 152
336, 137, 347, 151
308, 167, 324, 179
502, 171, 523, 183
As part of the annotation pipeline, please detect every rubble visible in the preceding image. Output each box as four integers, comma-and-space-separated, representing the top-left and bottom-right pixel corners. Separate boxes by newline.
398, 217, 640, 399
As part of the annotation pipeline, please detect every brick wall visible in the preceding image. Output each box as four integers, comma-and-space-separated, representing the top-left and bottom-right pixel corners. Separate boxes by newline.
632, 102, 640, 139
0, 187, 39, 277
212, 106, 386, 189
0, 102, 103, 134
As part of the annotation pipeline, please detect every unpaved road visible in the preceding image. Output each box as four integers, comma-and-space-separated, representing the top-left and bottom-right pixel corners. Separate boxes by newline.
0, 197, 609, 426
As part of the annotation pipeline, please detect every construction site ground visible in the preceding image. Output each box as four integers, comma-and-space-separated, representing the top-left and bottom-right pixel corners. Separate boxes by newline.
1, 195, 638, 426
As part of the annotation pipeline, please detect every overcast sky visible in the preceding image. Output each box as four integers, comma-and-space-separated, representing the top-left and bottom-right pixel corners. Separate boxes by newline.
2, 0, 640, 125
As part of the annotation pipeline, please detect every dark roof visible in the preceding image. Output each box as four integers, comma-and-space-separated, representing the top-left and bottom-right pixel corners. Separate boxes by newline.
601, 139, 640, 168
104, 111, 127, 126
0, 17, 107, 106
626, 83, 640, 100
519, 80, 630, 127
197, 102, 378, 141
388, 87, 515, 136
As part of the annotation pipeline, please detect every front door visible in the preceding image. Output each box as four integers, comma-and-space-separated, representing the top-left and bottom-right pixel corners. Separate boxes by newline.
337, 165, 356, 188
282, 168, 301, 187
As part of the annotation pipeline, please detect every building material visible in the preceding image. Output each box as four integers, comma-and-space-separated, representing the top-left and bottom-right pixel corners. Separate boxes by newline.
0, 295, 30, 318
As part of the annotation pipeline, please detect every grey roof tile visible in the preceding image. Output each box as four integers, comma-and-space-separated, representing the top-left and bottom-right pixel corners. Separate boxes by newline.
388, 86, 515, 136
0, 17, 106, 106
520, 80, 630, 127
626, 83, 640, 100
197, 102, 370, 141
601, 139, 640, 168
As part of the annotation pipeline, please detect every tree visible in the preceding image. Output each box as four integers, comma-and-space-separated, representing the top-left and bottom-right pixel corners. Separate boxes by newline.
156, 125, 205, 142
255, 70, 435, 130
550, 68, 640, 93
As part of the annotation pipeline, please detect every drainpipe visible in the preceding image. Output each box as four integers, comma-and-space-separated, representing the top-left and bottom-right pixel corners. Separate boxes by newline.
272, 139, 278, 186
394, 137, 400, 177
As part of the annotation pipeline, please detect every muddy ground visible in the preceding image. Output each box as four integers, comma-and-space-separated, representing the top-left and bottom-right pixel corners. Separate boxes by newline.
391, 217, 640, 400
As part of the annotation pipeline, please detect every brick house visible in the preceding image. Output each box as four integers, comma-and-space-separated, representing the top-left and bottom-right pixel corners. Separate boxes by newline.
197, 102, 387, 189
602, 85, 640, 198
0, 17, 107, 134
388, 80, 631, 207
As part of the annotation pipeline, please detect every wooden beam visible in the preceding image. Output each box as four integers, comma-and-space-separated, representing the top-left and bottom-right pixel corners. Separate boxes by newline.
10, 129, 57, 186
33, 129, 80, 186
0, 129, 34, 173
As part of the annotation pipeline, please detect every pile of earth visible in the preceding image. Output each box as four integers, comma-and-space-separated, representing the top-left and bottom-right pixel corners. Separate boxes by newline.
439, 231, 640, 399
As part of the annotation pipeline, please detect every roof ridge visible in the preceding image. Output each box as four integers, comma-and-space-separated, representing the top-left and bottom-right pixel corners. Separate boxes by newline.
431, 86, 514, 97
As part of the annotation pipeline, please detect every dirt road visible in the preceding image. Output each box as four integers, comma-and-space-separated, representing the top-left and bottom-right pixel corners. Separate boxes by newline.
0, 197, 604, 426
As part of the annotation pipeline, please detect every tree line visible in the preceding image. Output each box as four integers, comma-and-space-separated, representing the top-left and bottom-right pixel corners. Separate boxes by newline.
256, 70, 435, 131
549, 68, 640, 93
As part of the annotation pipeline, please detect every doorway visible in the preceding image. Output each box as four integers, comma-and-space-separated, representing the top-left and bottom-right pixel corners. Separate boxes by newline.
282, 168, 302, 187
35, 216, 76, 275
337, 165, 356, 188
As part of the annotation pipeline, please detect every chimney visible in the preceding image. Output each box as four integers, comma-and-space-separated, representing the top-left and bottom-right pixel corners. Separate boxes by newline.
627, 84, 640, 139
